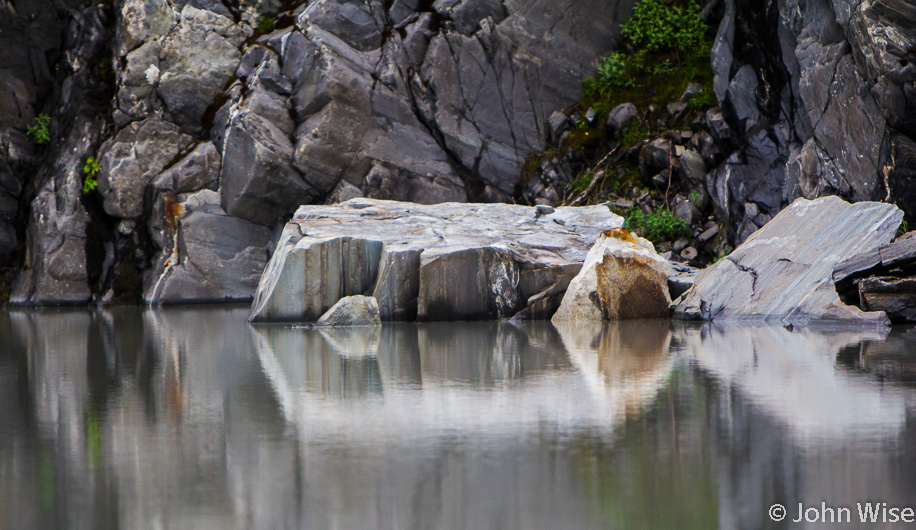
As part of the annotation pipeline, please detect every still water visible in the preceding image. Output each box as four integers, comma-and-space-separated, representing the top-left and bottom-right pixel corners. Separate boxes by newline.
2, 307, 916, 529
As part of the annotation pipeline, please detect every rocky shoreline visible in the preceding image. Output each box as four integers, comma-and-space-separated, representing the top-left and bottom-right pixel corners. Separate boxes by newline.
249, 195, 915, 328
2, 0, 916, 314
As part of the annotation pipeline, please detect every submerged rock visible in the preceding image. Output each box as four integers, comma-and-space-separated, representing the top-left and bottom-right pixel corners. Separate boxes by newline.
552, 229, 671, 322
249, 199, 621, 323
673, 197, 902, 326
317, 295, 382, 327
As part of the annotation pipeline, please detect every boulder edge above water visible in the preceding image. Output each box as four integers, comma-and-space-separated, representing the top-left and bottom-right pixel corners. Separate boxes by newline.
672, 196, 902, 326
552, 228, 672, 322
249, 199, 622, 323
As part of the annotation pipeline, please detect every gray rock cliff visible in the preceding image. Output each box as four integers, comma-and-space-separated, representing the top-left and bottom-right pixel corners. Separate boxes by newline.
3, 0, 634, 304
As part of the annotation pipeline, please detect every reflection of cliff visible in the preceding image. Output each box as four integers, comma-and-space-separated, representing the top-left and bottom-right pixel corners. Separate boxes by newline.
0, 308, 300, 530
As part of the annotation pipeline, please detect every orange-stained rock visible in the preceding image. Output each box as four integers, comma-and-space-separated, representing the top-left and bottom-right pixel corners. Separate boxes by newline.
552, 230, 671, 321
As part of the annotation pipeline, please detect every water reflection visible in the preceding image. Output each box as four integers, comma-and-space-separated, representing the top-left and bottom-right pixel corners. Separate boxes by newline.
2, 309, 916, 529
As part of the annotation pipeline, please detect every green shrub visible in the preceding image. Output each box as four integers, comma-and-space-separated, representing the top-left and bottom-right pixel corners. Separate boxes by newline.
82, 156, 99, 195
26, 114, 51, 145
622, 0, 706, 54
625, 208, 689, 244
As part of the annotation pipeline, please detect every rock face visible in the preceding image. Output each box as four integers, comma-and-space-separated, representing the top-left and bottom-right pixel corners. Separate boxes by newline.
317, 295, 382, 326
833, 233, 916, 323
5, 0, 635, 305
673, 197, 902, 326
706, 0, 916, 243
553, 229, 671, 321
10, 6, 114, 304
249, 199, 621, 322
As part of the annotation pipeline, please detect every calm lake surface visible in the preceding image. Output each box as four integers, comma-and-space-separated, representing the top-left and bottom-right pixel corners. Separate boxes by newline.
3, 307, 916, 529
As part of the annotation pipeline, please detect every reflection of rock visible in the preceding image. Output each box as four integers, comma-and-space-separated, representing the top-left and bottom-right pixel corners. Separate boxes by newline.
553, 229, 671, 321
250, 199, 621, 323
681, 322, 902, 443
554, 319, 673, 418
859, 329, 916, 382
674, 197, 902, 325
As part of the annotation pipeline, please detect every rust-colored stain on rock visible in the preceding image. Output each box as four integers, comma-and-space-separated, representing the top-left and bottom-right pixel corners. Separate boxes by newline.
602, 227, 638, 244
595, 254, 670, 319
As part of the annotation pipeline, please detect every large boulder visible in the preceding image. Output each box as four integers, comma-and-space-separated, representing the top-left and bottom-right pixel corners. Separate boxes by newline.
673, 197, 903, 326
552, 228, 671, 321
249, 198, 621, 322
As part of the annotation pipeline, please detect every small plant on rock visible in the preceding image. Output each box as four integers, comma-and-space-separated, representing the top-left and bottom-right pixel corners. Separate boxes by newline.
82, 156, 99, 195
26, 114, 51, 145
625, 207, 690, 244
256, 14, 277, 33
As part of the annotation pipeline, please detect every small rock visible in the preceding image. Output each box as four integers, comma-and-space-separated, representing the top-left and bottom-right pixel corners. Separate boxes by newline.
651, 172, 669, 188
614, 199, 634, 210
585, 107, 597, 124
317, 295, 382, 326
605, 103, 638, 138
668, 265, 700, 300
535, 204, 555, 217
666, 102, 688, 121
705, 109, 734, 142
549, 111, 570, 141
698, 225, 719, 242
673, 238, 689, 252
859, 277, 916, 323
640, 138, 673, 172
679, 82, 704, 103
680, 247, 699, 261
678, 150, 708, 187
673, 196, 699, 225
325, 179, 365, 204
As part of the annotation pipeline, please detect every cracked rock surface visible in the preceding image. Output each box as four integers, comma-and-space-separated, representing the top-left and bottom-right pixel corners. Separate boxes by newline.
4, 0, 633, 305
673, 196, 902, 326
249, 198, 621, 323
707, 0, 916, 244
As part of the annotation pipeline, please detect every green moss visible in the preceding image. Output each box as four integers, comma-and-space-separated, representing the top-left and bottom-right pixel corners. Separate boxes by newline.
256, 14, 277, 33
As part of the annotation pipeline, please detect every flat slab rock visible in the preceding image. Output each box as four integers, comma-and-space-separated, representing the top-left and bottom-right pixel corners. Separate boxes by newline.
250, 199, 622, 322
673, 196, 903, 326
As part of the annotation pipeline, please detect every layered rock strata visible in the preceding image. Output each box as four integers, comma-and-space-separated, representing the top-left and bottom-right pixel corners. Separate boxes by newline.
673, 196, 902, 326
834, 233, 916, 323
249, 198, 621, 322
